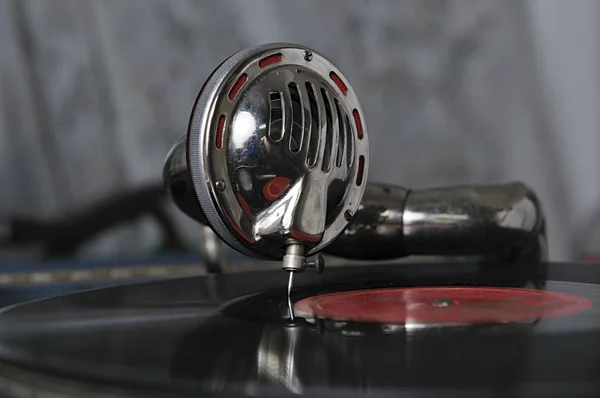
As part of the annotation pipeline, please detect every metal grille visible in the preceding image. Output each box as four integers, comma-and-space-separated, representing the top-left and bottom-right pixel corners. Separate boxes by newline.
268, 81, 353, 172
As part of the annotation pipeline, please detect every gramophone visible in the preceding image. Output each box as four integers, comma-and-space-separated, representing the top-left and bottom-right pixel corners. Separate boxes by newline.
163, 42, 547, 293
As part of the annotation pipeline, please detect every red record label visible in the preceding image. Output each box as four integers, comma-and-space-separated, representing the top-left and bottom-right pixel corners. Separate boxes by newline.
294, 287, 592, 325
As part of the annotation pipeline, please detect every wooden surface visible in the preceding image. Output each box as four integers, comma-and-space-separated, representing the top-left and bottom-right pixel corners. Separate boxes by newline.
0, 0, 575, 260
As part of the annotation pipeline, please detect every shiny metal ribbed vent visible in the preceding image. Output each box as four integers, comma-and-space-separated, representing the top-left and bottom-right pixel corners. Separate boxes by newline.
268, 83, 354, 173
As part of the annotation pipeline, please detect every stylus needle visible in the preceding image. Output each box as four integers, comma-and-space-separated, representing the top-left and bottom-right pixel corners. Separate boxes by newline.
287, 271, 295, 321
287, 271, 294, 297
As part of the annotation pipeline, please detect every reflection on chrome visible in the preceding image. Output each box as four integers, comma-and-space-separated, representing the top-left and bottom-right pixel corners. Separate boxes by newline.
252, 181, 302, 242
230, 111, 257, 149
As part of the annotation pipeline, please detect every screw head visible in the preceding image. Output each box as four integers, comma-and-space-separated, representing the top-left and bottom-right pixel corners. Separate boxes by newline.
305, 254, 325, 273
303, 50, 313, 62
215, 179, 226, 192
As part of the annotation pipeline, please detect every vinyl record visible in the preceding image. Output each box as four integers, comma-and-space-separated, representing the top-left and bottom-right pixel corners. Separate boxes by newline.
0, 260, 599, 397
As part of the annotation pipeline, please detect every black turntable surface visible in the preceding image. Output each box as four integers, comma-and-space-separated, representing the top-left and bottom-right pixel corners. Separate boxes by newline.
0, 260, 600, 397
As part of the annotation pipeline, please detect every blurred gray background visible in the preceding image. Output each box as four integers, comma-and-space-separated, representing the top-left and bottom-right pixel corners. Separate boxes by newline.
1, 0, 600, 263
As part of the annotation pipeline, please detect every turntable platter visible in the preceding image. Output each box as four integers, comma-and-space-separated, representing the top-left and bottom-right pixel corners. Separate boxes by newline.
0, 261, 599, 397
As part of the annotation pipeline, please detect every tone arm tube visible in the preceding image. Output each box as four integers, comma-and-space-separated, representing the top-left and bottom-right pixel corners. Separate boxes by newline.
164, 138, 547, 263
326, 182, 547, 262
